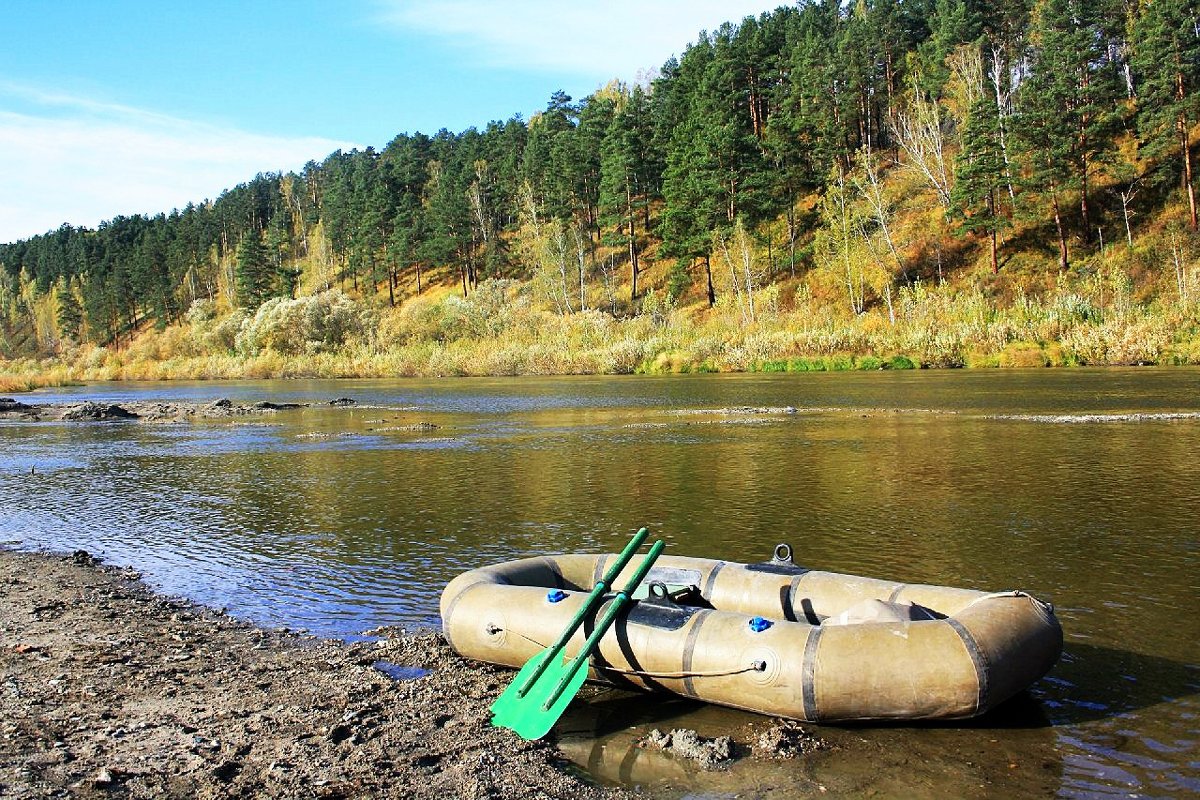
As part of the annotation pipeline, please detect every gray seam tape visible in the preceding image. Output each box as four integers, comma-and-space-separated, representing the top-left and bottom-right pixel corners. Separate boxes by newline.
801, 625, 823, 721
440, 580, 484, 653
542, 557, 564, 589
681, 609, 715, 697
592, 555, 608, 589
702, 561, 726, 600
946, 618, 989, 714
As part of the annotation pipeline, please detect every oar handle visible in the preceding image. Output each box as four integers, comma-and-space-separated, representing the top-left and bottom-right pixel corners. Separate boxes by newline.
603, 527, 650, 584
515, 527, 648, 697
542, 539, 665, 710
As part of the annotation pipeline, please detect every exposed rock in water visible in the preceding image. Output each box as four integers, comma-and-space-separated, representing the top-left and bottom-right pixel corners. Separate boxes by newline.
71, 549, 100, 566
0, 398, 33, 412
329, 397, 357, 406
59, 402, 139, 421
1, 397, 329, 424
641, 728, 735, 769
368, 422, 440, 432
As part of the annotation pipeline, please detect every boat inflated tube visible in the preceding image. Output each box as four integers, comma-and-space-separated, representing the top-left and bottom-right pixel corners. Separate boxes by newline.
440, 549, 1062, 722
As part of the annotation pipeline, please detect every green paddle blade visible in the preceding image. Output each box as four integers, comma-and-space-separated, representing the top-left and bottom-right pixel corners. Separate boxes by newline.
489, 648, 589, 740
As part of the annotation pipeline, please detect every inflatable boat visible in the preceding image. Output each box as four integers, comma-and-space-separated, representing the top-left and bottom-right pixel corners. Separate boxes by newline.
440, 545, 1063, 722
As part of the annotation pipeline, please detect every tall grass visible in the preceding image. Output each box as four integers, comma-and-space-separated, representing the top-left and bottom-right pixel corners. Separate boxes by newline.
3, 272, 1198, 389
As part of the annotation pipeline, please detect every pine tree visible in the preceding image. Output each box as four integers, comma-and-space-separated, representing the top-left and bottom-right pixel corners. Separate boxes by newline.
1014, 0, 1121, 270
1132, 0, 1200, 229
55, 277, 83, 341
952, 89, 1010, 273
600, 85, 655, 301
235, 230, 271, 308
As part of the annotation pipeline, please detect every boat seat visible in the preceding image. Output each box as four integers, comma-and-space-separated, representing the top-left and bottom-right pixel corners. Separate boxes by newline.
822, 598, 938, 627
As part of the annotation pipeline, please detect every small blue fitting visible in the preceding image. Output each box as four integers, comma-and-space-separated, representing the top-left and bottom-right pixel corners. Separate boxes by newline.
748, 616, 773, 633
546, 589, 568, 603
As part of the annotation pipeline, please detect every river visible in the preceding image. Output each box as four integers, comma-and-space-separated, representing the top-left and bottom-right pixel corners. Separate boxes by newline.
2, 368, 1197, 797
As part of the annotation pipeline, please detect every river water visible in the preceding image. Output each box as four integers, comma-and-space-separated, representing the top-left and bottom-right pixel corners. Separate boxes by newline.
1, 369, 1197, 798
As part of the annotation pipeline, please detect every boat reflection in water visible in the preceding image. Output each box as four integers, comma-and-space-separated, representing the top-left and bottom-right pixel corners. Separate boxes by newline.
556, 688, 1063, 799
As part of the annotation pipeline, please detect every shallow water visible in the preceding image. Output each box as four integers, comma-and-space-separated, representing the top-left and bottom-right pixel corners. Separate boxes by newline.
2, 369, 1197, 797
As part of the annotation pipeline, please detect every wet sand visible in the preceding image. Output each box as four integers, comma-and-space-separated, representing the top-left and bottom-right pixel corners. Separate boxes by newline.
0, 548, 630, 799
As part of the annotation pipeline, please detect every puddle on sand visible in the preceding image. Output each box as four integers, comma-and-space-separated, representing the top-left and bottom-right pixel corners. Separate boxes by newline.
372, 661, 431, 681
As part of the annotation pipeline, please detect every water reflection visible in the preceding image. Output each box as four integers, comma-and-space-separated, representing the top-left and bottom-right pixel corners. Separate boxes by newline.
3, 370, 1199, 797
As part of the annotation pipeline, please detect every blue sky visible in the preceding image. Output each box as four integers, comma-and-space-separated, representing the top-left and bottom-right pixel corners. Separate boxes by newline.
1, 1, 782, 244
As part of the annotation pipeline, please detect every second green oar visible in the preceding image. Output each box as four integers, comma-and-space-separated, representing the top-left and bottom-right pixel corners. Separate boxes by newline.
496, 539, 666, 740
491, 527, 649, 731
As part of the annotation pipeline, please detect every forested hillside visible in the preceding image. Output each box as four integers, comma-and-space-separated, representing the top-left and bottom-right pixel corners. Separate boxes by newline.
3, 0, 1199, 383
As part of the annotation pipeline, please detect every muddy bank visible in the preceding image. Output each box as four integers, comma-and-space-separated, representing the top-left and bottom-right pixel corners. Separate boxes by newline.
0, 548, 630, 800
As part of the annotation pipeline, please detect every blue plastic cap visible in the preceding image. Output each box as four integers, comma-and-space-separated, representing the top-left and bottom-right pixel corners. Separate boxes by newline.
546, 589, 568, 603
748, 616, 774, 633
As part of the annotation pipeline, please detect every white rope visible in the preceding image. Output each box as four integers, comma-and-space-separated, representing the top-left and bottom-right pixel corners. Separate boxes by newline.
491, 627, 764, 680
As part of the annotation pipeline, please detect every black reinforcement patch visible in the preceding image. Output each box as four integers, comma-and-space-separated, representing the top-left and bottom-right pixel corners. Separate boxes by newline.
745, 562, 810, 576
625, 601, 701, 632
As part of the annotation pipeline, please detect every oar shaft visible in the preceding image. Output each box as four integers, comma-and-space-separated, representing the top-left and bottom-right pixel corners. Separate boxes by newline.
542, 539, 665, 710
515, 527, 648, 697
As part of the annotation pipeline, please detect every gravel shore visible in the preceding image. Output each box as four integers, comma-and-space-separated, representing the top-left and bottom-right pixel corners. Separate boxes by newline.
0, 548, 628, 799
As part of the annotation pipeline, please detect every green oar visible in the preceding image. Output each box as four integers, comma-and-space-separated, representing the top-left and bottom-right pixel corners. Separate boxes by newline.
493, 527, 648, 711
492, 539, 666, 740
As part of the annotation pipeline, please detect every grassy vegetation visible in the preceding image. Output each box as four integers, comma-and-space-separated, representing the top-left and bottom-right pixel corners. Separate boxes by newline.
3, 247, 1197, 389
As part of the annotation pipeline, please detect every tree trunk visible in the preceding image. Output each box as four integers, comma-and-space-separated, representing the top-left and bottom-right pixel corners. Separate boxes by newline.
786, 202, 797, 277
626, 181, 639, 302
704, 255, 716, 307
1051, 186, 1069, 272
987, 189, 999, 274
1080, 153, 1092, 243
990, 46, 1017, 204
1180, 111, 1197, 231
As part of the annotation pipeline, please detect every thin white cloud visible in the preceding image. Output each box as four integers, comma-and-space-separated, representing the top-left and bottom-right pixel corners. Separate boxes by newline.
0, 84, 358, 243
375, 0, 779, 79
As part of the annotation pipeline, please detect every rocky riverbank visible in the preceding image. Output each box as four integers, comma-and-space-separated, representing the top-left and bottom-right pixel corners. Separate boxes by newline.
0, 548, 629, 799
